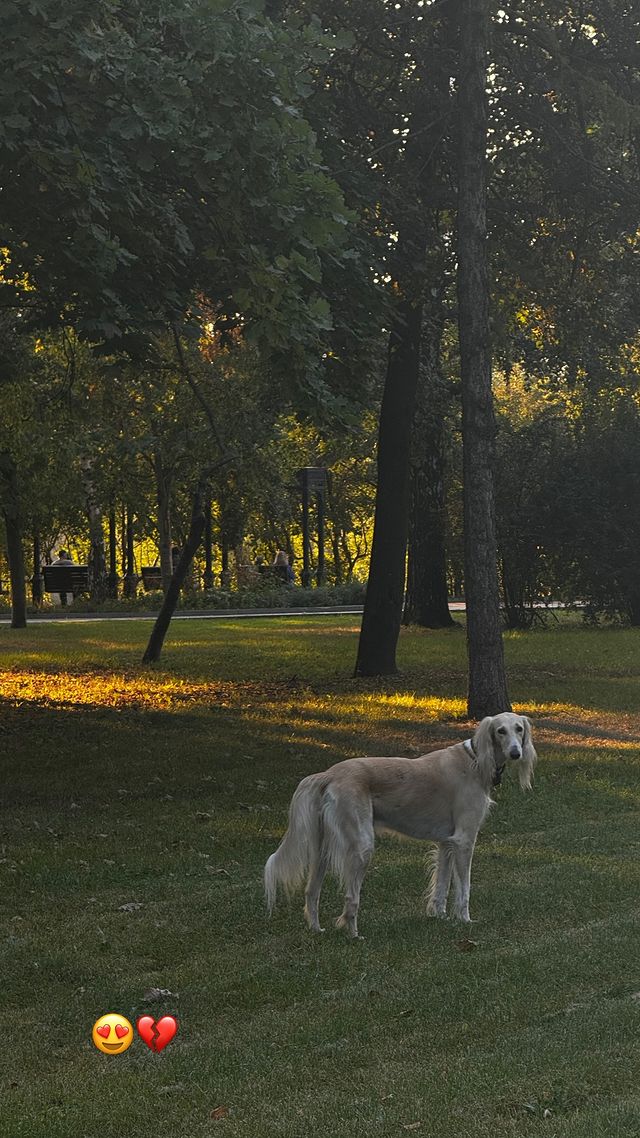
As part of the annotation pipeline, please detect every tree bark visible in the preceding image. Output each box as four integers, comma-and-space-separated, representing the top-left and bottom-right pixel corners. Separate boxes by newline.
32, 530, 43, 607
153, 450, 174, 593
107, 509, 118, 598
457, 0, 510, 716
123, 506, 137, 598
142, 472, 208, 663
80, 457, 107, 601
354, 294, 423, 675
404, 288, 455, 628
0, 450, 27, 628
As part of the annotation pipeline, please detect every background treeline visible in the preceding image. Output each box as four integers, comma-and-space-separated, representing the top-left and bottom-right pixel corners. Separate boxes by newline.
1, 0, 639, 658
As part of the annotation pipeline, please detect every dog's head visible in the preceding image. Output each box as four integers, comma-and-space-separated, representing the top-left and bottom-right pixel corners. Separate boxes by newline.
473, 712, 537, 790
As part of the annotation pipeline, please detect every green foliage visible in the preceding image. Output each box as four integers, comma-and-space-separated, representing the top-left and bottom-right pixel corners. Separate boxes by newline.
0, 0, 352, 373
557, 393, 640, 624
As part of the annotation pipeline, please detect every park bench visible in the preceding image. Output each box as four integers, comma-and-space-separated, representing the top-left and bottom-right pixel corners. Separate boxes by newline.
42, 565, 89, 602
141, 566, 163, 591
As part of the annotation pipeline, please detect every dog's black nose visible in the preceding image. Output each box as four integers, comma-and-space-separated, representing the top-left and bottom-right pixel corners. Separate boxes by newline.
509, 745, 521, 760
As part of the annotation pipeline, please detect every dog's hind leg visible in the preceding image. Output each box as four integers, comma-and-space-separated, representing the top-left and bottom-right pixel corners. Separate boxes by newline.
304, 852, 328, 932
426, 843, 453, 917
325, 792, 374, 938
335, 848, 371, 939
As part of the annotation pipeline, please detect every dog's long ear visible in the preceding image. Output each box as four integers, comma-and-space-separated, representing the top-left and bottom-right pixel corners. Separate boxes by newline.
472, 716, 495, 785
519, 716, 537, 790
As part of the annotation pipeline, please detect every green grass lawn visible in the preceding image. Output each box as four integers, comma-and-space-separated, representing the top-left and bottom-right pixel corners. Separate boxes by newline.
2, 615, 640, 1137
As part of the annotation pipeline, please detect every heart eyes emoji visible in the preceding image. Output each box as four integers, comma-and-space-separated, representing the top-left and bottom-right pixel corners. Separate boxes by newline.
92, 1014, 134, 1054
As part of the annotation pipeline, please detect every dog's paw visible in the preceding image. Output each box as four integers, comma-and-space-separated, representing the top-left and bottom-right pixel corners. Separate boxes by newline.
426, 904, 447, 919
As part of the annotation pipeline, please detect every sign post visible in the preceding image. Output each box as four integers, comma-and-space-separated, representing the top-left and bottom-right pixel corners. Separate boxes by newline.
297, 467, 328, 587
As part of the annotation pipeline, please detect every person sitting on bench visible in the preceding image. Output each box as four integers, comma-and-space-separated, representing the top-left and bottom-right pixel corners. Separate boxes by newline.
51, 548, 75, 606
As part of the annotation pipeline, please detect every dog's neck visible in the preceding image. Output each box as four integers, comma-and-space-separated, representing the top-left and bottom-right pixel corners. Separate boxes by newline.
464, 738, 505, 788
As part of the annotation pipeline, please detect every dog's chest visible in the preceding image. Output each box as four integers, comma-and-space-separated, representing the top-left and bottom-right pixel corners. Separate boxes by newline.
371, 773, 491, 843
372, 798, 454, 842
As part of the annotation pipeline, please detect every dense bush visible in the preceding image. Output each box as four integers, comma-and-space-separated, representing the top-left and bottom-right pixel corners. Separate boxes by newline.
1, 581, 366, 617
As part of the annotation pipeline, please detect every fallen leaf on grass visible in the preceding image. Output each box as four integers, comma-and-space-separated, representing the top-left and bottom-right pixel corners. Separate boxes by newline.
211, 1106, 229, 1121
403, 1123, 421, 1131
456, 938, 479, 952
118, 901, 143, 912
142, 987, 178, 1002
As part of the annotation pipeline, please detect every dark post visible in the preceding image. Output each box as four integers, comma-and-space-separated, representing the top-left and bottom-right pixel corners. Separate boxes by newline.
32, 531, 43, 606
297, 468, 328, 588
203, 494, 214, 589
108, 510, 118, 598
301, 476, 311, 587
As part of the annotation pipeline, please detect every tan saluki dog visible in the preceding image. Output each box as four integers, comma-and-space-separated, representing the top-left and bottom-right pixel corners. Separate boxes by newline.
265, 712, 536, 937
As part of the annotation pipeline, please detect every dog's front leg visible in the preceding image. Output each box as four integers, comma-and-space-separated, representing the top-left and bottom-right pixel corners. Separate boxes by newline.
451, 837, 475, 923
426, 843, 452, 917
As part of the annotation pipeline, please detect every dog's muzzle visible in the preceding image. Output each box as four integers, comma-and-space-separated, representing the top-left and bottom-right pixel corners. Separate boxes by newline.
509, 744, 522, 760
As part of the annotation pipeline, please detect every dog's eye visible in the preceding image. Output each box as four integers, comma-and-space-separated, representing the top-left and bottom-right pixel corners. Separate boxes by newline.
497, 727, 506, 735
516, 724, 523, 733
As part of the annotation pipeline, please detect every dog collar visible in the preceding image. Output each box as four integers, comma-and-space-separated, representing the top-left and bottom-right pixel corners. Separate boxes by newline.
464, 737, 504, 787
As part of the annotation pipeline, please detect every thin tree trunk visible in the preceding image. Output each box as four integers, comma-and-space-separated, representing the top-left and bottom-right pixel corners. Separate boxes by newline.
143, 472, 208, 663
203, 495, 214, 588
32, 530, 43, 607
153, 451, 173, 593
123, 506, 137, 597
404, 289, 455, 628
0, 450, 27, 628
457, 0, 510, 716
80, 457, 107, 601
108, 509, 118, 598
355, 294, 423, 675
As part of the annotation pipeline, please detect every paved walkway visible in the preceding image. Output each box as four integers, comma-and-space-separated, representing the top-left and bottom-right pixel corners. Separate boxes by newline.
0, 604, 468, 626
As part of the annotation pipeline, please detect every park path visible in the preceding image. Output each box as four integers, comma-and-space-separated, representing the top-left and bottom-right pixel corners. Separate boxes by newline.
0, 605, 371, 625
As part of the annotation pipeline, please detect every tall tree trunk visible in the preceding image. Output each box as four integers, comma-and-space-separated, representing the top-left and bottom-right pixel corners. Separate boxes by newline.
108, 509, 118, 598
32, 530, 43, 607
203, 495, 214, 588
153, 451, 173, 593
0, 451, 27, 628
354, 293, 423, 675
457, 0, 510, 716
123, 506, 137, 598
143, 472, 209, 663
80, 457, 107, 601
404, 288, 455, 628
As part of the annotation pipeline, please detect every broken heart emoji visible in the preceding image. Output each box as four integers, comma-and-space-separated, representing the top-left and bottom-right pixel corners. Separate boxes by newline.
136, 1014, 178, 1053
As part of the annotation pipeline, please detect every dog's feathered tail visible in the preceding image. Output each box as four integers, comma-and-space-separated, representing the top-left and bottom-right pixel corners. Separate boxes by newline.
264, 774, 325, 913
